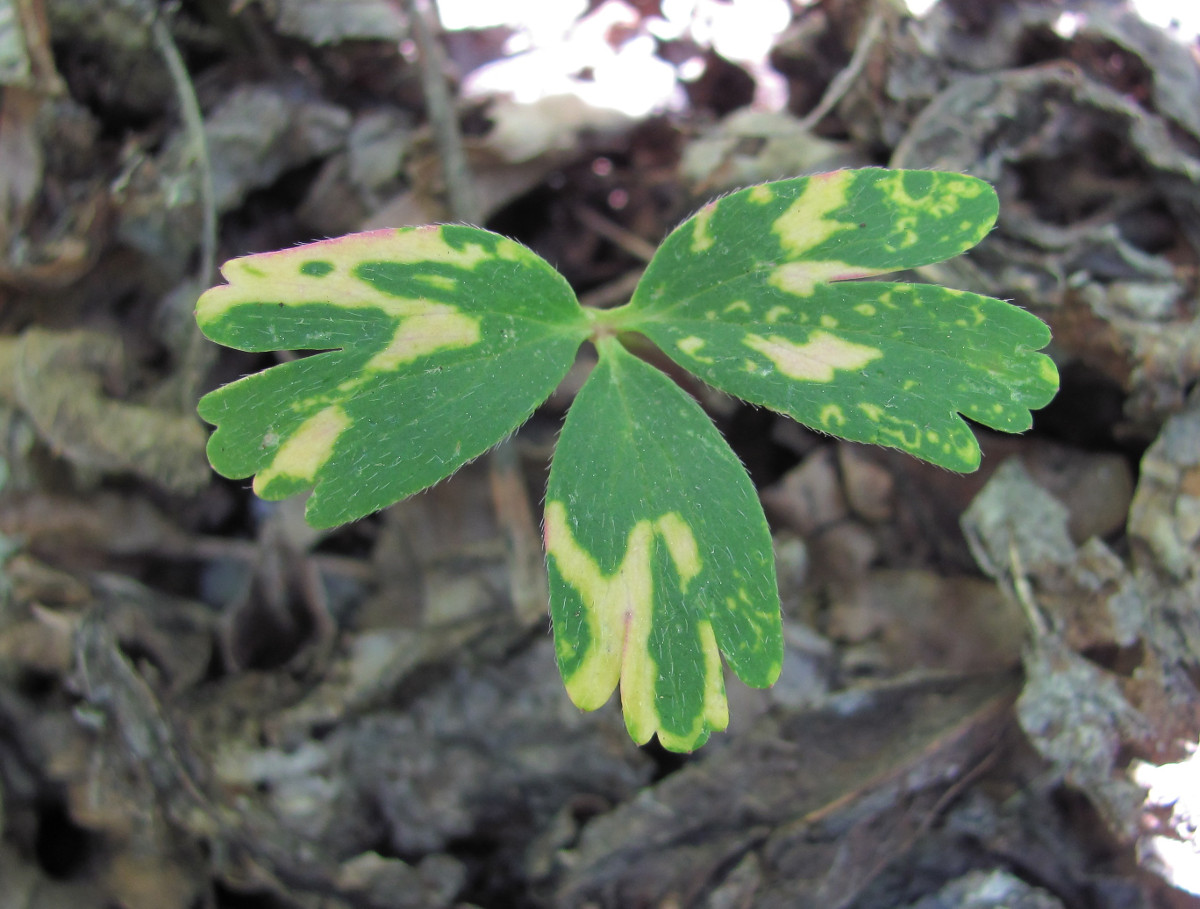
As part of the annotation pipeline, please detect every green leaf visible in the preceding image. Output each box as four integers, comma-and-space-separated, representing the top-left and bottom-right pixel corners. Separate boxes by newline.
195, 169, 1060, 753
608, 169, 1058, 470
196, 225, 589, 527
545, 337, 782, 752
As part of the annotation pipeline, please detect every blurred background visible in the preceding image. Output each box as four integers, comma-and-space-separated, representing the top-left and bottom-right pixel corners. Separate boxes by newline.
1, 1, 1199, 906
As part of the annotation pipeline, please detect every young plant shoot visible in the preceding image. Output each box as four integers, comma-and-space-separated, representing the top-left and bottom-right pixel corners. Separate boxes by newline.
196, 168, 1059, 751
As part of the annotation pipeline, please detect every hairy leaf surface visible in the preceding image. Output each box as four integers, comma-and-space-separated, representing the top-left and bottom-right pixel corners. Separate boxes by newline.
195, 170, 1061, 752
612, 169, 1058, 470
545, 338, 782, 752
196, 226, 588, 527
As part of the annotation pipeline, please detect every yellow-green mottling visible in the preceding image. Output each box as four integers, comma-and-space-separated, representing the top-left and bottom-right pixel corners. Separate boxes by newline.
197, 170, 1058, 754
772, 170, 854, 256
691, 202, 717, 253
419, 273, 458, 291
769, 260, 860, 297
196, 227, 493, 323
1039, 357, 1058, 385
744, 331, 882, 383
859, 402, 884, 421
196, 224, 589, 529
677, 336, 712, 362
748, 184, 774, 204
874, 169, 984, 219
819, 404, 847, 427
545, 501, 727, 751
654, 512, 702, 584
254, 405, 350, 495
364, 304, 480, 372
618, 168, 1055, 475
545, 339, 782, 751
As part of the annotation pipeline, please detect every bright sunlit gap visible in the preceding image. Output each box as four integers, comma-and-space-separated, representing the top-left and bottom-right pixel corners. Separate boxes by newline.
1133, 742, 1200, 896
1130, 0, 1200, 39
906, 0, 1200, 39
437, 0, 793, 117
438, 0, 1200, 130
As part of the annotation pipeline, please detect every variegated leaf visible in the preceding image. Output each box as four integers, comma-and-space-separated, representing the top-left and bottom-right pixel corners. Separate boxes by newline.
196, 225, 589, 527
545, 337, 782, 752
195, 169, 1059, 752
606, 169, 1058, 470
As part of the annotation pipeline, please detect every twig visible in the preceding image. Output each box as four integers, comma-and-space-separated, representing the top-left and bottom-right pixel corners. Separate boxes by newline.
148, 13, 215, 288
579, 268, 644, 309
399, 0, 480, 223
797, 9, 883, 133
397, 0, 547, 625
1008, 539, 1051, 639
131, 0, 218, 406
575, 206, 658, 262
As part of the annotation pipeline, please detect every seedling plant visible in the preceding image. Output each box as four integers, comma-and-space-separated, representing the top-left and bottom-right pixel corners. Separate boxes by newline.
196, 168, 1058, 751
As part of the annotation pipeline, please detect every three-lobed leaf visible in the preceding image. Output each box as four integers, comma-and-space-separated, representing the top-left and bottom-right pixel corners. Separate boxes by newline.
196, 225, 588, 527
603, 169, 1058, 470
195, 168, 1059, 752
546, 337, 781, 751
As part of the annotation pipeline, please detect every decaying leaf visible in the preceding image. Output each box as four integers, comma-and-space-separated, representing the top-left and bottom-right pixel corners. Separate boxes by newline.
274, 0, 407, 46
0, 328, 210, 492
963, 446, 1200, 868
7, 1, 1190, 905
554, 673, 1017, 907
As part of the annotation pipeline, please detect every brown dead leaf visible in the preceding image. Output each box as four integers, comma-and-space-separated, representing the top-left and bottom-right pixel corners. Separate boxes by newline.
0, 604, 76, 674
1124, 397, 1200, 751
362, 129, 585, 230
680, 108, 862, 196
360, 458, 512, 631
0, 86, 106, 291
274, 0, 407, 45
101, 848, 207, 909
1, 5, 107, 293
838, 442, 895, 524
2, 0, 64, 93
762, 446, 847, 537
0, 86, 42, 238
962, 446, 1200, 876
2, 551, 91, 605
0, 328, 210, 492
1017, 637, 1151, 840
0, 492, 190, 559
828, 569, 1024, 675
556, 673, 1017, 908
0, 844, 104, 909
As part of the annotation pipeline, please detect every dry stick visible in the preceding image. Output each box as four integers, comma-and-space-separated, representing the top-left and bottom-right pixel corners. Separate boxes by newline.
144, 6, 218, 408
692, 9, 883, 200
401, 0, 480, 224
575, 206, 658, 262
400, 0, 548, 628
797, 9, 884, 133
579, 268, 644, 310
